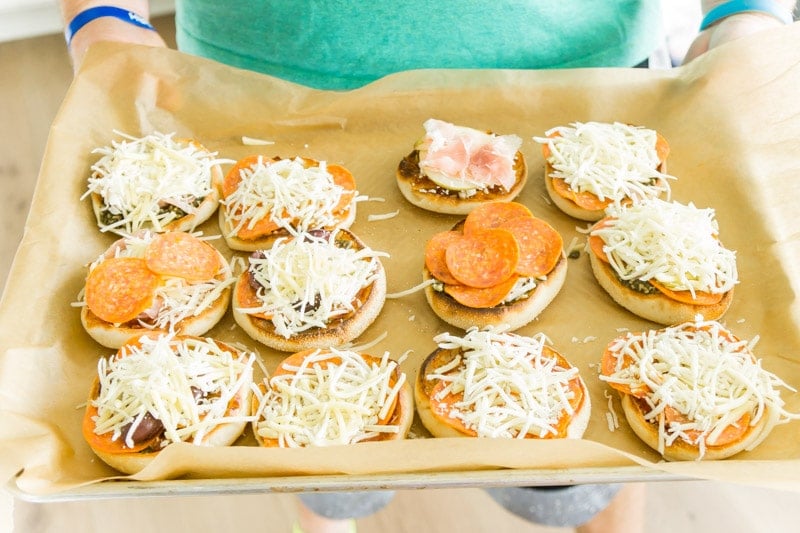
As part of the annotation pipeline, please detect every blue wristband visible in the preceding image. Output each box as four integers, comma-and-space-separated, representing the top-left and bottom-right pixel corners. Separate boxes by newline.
64, 6, 156, 47
700, 0, 794, 30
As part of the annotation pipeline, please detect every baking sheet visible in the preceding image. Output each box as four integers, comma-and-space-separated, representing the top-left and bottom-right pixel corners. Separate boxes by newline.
2, 23, 800, 498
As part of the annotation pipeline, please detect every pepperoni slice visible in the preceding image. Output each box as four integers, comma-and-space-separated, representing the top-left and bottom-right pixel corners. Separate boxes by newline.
429, 380, 478, 436
540, 131, 561, 159
655, 132, 670, 164
588, 218, 614, 263
588, 235, 610, 263
222, 155, 266, 198
445, 229, 519, 288
600, 343, 650, 398
328, 164, 357, 214
83, 386, 160, 454
662, 406, 750, 447
85, 257, 159, 324
498, 216, 562, 277
236, 214, 283, 240
539, 346, 585, 439
424, 231, 462, 285
144, 232, 221, 281
648, 280, 724, 306
705, 411, 752, 447
551, 178, 612, 211
223, 155, 283, 239
272, 349, 387, 381
462, 201, 533, 235
444, 274, 519, 308
235, 272, 272, 320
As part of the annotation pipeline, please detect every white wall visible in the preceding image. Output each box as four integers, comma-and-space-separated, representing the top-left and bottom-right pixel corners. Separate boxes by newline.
0, 0, 175, 43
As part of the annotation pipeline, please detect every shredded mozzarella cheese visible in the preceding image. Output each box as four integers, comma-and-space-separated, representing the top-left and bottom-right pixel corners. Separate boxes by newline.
148, 278, 234, 330
600, 318, 798, 457
386, 278, 438, 299
591, 199, 738, 295
241, 136, 275, 146
82, 131, 223, 234
237, 231, 387, 338
500, 277, 538, 304
92, 334, 255, 449
427, 328, 581, 439
222, 156, 354, 236
604, 389, 620, 431
253, 348, 405, 447
533, 121, 674, 205
367, 210, 400, 222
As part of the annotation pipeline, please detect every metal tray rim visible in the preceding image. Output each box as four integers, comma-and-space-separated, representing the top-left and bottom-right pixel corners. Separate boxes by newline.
8, 466, 692, 502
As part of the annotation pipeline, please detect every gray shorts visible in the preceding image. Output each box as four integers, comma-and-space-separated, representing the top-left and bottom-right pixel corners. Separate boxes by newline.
484, 484, 623, 527
298, 484, 621, 527
298, 490, 397, 520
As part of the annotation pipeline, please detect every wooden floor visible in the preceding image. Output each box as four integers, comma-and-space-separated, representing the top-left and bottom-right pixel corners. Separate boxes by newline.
3, 13, 800, 533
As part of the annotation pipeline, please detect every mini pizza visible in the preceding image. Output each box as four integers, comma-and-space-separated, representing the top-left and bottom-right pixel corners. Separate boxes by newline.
251, 347, 413, 447
232, 229, 387, 352
81, 231, 234, 349
219, 155, 358, 251
600, 318, 798, 460
82, 131, 224, 235
82, 333, 255, 474
396, 118, 527, 214
534, 121, 672, 221
588, 198, 737, 325
422, 201, 567, 331
416, 327, 590, 439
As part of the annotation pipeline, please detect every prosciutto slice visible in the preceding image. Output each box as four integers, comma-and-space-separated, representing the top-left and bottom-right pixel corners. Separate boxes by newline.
418, 118, 522, 191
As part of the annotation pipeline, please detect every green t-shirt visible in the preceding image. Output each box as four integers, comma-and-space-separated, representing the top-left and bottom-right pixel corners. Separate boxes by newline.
175, 1, 662, 90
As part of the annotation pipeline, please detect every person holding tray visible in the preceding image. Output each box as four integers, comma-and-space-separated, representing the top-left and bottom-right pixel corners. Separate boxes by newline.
62, 1, 796, 82
56, 1, 797, 533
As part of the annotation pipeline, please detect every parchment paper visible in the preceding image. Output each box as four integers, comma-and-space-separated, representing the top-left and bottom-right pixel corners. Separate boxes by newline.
3, 23, 800, 497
